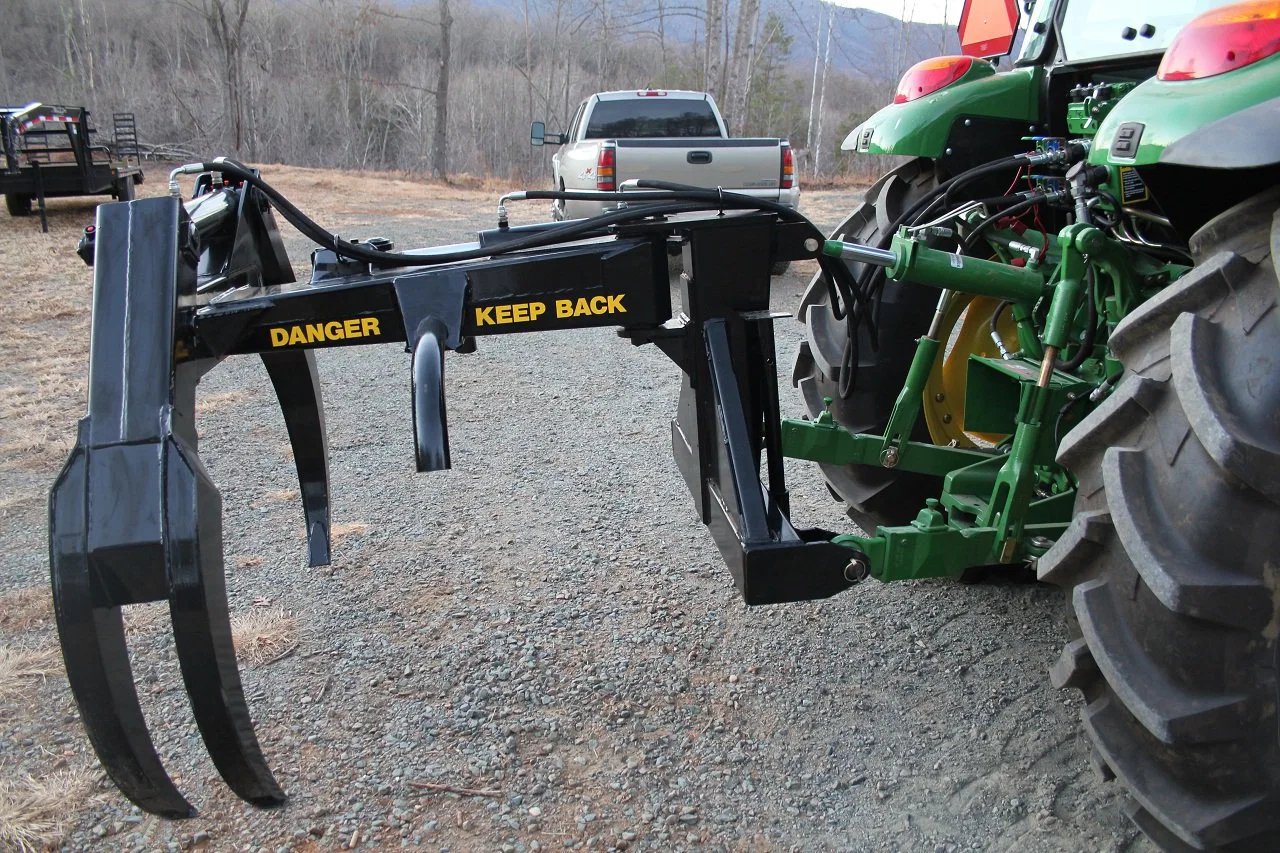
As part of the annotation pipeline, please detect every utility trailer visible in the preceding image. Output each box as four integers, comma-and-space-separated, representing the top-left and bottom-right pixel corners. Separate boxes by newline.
2, 102, 143, 232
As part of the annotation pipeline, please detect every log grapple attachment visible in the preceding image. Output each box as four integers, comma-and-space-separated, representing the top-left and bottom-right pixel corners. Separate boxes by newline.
50, 163, 860, 813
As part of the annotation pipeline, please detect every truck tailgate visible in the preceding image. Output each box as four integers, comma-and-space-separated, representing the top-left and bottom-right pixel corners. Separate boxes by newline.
614, 139, 784, 193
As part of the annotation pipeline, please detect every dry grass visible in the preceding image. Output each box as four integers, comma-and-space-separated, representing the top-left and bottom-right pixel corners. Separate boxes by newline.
0, 588, 52, 633
0, 647, 60, 703
330, 521, 369, 545
121, 602, 170, 637
230, 608, 299, 665
0, 766, 97, 853
197, 389, 254, 413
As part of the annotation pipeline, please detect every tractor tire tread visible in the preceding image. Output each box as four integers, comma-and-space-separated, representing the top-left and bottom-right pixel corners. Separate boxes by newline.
792, 157, 945, 528
1047, 187, 1280, 851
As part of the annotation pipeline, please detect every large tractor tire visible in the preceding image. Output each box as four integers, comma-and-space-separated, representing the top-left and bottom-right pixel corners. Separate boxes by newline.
1040, 187, 1280, 852
792, 158, 949, 530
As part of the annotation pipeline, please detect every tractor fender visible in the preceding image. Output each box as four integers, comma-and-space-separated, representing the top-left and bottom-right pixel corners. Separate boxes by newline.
841, 66, 1040, 163
1159, 96, 1280, 170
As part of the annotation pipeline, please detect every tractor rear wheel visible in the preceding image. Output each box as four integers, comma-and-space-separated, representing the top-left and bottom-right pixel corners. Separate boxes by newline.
1041, 187, 1280, 852
5, 193, 31, 216
792, 157, 949, 530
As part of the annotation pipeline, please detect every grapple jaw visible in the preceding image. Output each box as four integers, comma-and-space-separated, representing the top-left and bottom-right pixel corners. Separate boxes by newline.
52, 172, 858, 816
50, 195, 326, 815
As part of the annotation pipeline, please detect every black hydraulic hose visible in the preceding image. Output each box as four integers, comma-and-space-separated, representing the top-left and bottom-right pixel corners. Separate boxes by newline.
846, 155, 1029, 352
619, 178, 870, 320
959, 193, 1052, 254
876, 155, 1027, 250
989, 300, 1010, 335
1054, 265, 1097, 373
197, 160, 815, 269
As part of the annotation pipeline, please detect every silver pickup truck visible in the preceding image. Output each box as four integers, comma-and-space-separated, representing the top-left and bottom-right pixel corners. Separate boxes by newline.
531, 90, 799, 223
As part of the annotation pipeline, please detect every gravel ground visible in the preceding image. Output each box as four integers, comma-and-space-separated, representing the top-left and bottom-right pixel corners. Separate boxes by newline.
0, 167, 1152, 852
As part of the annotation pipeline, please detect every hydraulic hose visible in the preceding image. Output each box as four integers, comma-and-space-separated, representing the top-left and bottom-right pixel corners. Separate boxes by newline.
180, 159, 822, 270
959, 192, 1058, 254
612, 179, 868, 321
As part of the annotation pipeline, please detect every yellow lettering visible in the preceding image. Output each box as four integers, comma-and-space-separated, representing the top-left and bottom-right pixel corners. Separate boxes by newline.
511, 302, 530, 323
325, 321, 343, 340
574, 297, 591, 317
589, 295, 607, 315
343, 318, 361, 338
305, 323, 325, 343
288, 326, 306, 345
475, 306, 494, 326
270, 328, 288, 347
495, 304, 513, 324
360, 317, 380, 337
530, 301, 546, 321
606, 294, 625, 313
556, 299, 573, 318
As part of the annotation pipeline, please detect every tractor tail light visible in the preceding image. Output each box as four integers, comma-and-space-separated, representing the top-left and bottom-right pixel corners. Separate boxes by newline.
780, 143, 795, 189
894, 56, 974, 103
1158, 1, 1280, 81
597, 143, 616, 191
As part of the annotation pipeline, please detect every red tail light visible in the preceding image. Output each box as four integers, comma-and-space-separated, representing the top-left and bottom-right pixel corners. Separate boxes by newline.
894, 56, 975, 103
596, 143, 616, 191
780, 144, 795, 190
1157, 1, 1280, 81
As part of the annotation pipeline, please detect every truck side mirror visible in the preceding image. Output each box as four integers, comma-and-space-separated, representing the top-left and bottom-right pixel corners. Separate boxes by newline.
531, 122, 565, 146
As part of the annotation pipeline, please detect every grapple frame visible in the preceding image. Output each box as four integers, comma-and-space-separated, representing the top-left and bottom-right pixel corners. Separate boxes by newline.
50, 176, 860, 815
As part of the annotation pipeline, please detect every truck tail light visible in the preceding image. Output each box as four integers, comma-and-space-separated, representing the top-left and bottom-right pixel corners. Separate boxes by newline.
894, 56, 974, 103
596, 143, 616, 191
1157, 1, 1280, 81
780, 143, 795, 190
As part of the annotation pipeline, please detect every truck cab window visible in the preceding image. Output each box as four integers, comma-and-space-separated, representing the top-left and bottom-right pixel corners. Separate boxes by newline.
585, 99, 721, 139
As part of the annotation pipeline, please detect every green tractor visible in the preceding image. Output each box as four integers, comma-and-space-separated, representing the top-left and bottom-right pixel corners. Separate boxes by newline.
788, 0, 1280, 849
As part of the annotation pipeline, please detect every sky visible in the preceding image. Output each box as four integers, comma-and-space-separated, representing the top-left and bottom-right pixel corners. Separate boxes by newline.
827, 0, 963, 25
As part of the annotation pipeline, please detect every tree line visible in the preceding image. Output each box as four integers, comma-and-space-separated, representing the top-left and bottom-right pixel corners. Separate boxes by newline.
0, 0, 927, 182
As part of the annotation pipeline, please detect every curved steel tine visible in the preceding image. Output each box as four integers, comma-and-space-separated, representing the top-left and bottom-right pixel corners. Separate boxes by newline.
50, 446, 195, 818
166, 437, 286, 808
262, 349, 331, 566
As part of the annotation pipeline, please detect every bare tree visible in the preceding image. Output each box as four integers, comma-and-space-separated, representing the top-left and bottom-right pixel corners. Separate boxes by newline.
726, 0, 759, 136
432, 0, 452, 179
703, 0, 722, 95
172, 0, 253, 155
812, 1, 834, 176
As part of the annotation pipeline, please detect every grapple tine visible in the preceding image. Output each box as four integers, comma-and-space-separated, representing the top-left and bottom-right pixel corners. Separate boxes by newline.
52, 196, 284, 814
262, 350, 331, 566
49, 440, 195, 819
166, 432, 285, 807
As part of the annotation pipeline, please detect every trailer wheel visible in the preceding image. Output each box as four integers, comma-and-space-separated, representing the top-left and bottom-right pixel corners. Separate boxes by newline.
1041, 186, 1280, 852
791, 157, 949, 529
5, 193, 32, 216
115, 176, 136, 202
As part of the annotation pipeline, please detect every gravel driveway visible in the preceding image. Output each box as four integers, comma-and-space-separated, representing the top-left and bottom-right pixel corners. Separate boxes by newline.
0, 167, 1150, 852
